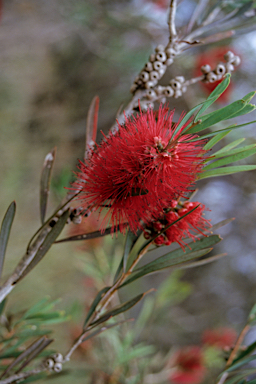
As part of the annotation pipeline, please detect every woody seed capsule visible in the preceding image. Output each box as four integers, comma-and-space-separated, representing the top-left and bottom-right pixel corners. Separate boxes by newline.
153, 61, 164, 71
156, 51, 167, 62
170, 80, 182, 90
224, 51, 235, 62
164, 86, 174, 97
140, 71, 149, 82
206, 72, 217, 83
150, 71, 160, 81
144, 62, 153, 71
215, 63, 226, 75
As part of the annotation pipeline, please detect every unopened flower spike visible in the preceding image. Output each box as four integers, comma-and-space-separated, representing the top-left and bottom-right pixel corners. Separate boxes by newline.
72, 106, 210, 234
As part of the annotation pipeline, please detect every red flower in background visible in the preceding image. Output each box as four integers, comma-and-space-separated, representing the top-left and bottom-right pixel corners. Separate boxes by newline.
195, 47, 238, 103
202, 328, 237, 349
73, 107, 208, 233
169, 347, 206, 384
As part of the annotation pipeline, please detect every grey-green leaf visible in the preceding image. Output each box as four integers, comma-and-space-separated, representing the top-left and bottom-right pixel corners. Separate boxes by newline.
15, 209, 70, 283
204, 146, 256, 171
83, 286, 110, 329
199, 165, 256, 179
121, 235, 221, 287
0, 202, 16, 280
89, 292, 149, 328
40, 148, 56, 225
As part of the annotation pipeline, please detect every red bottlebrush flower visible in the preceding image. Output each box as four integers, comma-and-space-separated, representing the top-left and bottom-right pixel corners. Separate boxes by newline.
73, 107, 207, 233
202, 328, 237, 349
169, 347, 206, 384
145, 201, 211, 249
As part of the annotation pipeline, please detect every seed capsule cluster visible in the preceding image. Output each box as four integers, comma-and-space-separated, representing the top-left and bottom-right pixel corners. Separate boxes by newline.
44, 353, 63, 372
201, 51, 240, 83
130, 44, 178, 93
145, 75, 186, 103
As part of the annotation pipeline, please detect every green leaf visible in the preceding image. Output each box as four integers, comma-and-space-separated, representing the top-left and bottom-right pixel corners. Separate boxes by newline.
248, 303, 256, 323
171, 76, 230, 137
0, 201, 16, 280
0, 336, 52, 379
203, 130, 231, 151
83, 286, 110, 329
189, 100, 254, 135
213, 144, 256, 158
199, 165, 256, 179
213, 138, 246, 156
121, 235, 221, 287
233, 341, 256, 364
194, 74, 231, 121
228, 103, 256, 119
55, 225, 125, 244
15, 209, 70, 283
226, 355, 256, 372
22, 297, 52, 319
85, 95, 99, 157
89, 291, 150, 328
40, 148, 56, 225
114, 230, 141, 283
204, 147, 256, 171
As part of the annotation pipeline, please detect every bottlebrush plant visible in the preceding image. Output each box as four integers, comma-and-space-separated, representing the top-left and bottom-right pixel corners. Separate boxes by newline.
1, 1, 256, 383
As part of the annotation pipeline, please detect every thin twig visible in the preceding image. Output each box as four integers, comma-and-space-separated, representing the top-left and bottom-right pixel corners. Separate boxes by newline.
168, 0, 177, 40
226, 324, 250, 367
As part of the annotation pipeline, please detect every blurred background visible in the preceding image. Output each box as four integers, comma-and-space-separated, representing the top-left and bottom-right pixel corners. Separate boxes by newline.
1, 0, 256, 383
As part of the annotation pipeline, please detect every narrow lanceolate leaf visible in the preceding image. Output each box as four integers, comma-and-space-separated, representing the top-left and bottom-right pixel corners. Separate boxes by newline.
203, 130, 231, 151
204, 147, 256, 171
199, 165, 256, 179
189, 99, 255, 135
194, 74, 231, 121
172, 77, 230, 137
213, 138, 246, 156
213, 143, 256, 159
0, 202, 16, 280
85, 95, 99, 158
121, 235, 222, 287
15, 209, 70, 283
0, 336, 52, 379
114, 230, 141, 283
83, 286, 110, 329
89, 291, 150, 328
56, 226, 115, 244
40, 148, 56, 225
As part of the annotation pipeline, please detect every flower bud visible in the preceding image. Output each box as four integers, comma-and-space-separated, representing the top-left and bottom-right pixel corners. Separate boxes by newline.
145, 81, 155, 89
225, 63, 234, 73
155, 85, 164, 95
165, 58, 173, 66
165, 47, 176, 57
175, 76, 185, 83
201, 64, 211, 74
231, 56, 241, 66
174, 90, 182, 98
155, 44, 165, 52
224, 51, 235, 62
